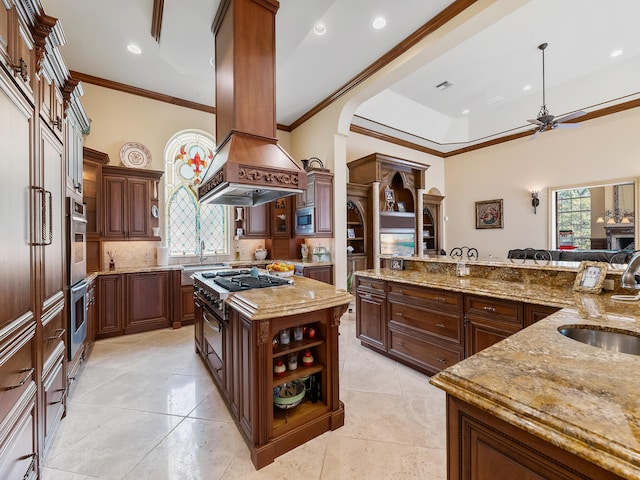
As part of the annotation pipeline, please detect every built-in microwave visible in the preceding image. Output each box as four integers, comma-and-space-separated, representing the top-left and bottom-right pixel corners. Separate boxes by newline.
295, 207, 315, 235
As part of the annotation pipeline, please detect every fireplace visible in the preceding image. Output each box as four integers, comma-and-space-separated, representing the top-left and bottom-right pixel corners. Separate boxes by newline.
605, 223, 635, 250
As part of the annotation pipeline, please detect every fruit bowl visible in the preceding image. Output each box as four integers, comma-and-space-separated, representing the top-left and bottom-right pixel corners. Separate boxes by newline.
273, 381, 306, 409
266, 262, 295, 277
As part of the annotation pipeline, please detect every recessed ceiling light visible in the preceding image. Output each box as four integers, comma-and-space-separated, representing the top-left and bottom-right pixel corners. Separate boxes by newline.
127, 44, 142, 55
610, 49, 623, 58
523, 84, 532, 91
372, 17, 386, 29
209, 56, 215, 67
435, 80, 453, 91
313, 23, 326, 36
462, 109, 470, 115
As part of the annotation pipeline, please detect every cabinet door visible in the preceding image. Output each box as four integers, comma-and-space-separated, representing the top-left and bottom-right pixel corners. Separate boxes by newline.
244, 203, 270, 238
356, 290, 387, 350
125, 272, 170, 334
0, 77, 34, 332
524, 304, 560, 328
40, 126, 65, 308
128, 178, 150, 237
465, 314, 520, 357
314, 175, 333, 236
181, 285, 195, 324
302, 265, 333, 284
97, 275, 123, 338
102, 175, 127, 238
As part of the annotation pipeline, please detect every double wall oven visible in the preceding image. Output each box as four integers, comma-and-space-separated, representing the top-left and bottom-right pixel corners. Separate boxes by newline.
66, 197, 88, 360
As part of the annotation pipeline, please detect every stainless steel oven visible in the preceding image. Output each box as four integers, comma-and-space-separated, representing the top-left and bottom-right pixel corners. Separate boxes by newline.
67, 197, 87, 286
69, 279, 87, 360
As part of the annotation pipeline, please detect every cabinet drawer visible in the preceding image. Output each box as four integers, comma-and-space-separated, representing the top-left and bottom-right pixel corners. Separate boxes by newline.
42, 310, 65, 367
388, 300, 463, 345
464, 295, 523, 326
388, 283, 462, 312
0, 395, 37, 480
355, 277, 386, 295
43, 356, 66, 446
0, 331, 35, 424
389, 329, 463, 375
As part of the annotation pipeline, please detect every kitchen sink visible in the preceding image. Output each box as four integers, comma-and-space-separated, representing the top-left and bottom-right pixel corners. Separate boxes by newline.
558, 325, 640, 355
181, 263, 230, 285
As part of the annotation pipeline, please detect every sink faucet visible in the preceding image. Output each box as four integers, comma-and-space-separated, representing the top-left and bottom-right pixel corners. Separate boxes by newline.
621, 251, 640, 288
199, 240, 207, 264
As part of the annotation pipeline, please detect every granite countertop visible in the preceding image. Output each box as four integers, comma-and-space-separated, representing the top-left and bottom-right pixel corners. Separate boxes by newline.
200, 274, 352, 320
430, 308, 640, 478
356, 260, 640, 477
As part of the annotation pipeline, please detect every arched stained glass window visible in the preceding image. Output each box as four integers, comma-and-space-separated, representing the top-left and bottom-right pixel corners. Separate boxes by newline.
164, 130, 227, 256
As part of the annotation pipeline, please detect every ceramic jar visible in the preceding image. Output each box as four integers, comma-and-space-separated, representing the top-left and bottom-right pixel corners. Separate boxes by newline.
287, 354, 298, 370
274, 360, 286, 376
302, 350, 314, 367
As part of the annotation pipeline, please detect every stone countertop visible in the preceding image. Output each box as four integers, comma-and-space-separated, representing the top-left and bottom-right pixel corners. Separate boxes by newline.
430, 308, 640, 479
222, 275, 352, 321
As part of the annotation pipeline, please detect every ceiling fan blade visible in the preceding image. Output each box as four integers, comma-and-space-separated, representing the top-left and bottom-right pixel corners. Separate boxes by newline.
529, 127, 543, 141
555, 122, 579, 129
554, 110, 586, 124
527, 118, 543, 126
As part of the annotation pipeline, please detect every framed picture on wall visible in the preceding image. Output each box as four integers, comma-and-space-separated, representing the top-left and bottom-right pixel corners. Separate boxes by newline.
475, 199, 504, 229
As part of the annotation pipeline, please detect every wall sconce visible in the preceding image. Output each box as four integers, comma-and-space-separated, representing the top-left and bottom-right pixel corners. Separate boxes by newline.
531, 191, 540, 214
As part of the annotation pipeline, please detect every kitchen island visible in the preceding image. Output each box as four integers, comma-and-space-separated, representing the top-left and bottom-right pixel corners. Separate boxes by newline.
192, 271, 351, 469
354, 255, 639, 478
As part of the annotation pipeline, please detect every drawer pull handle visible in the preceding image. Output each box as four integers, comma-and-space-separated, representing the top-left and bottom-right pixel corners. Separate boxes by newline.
49, 388, 67, 405
22, 453, 37, 480
48, 328, 66, 340
483, 306, 496, 313
436, 323, 445, 328
397, 340, 405, 347
435, 296, 446, 302
436, 357, 446, 364
2, 367, 35, 391
395, 312, 403, 317
361, 293, 372, 299
396, 289, 404, 294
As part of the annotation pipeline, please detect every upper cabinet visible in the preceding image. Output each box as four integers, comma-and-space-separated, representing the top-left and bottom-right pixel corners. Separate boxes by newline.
423, 193, 444, 255
295, 169, 334, 238
102, 165, 163, 240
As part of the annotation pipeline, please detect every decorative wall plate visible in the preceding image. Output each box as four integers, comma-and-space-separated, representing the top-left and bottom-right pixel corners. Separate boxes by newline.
120, 142, 152, 169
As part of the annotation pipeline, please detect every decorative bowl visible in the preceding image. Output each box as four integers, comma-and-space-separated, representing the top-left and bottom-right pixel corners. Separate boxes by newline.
272, 269, 294, 278
273, 381, 306, 409
254, 249, 268, 260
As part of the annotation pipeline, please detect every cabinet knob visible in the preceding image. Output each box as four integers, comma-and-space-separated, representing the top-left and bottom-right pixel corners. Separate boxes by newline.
483, 306, 496, 313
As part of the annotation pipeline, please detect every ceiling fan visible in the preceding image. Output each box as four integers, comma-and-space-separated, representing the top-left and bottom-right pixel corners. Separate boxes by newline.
528, 42, 586, 139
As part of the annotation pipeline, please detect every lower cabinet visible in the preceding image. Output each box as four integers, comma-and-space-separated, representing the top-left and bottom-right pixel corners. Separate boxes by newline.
355, 277, 387, 351
125, 271, 171, 334
447, 395, 624, 480
355, 276, 562, 375
42, 353, 66, 451
180, 285, 195, 325
96, 270, 176, 339
294, 264, 334, 284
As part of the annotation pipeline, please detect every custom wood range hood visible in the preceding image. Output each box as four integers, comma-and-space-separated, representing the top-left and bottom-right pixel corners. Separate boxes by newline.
198, 0, 306, 207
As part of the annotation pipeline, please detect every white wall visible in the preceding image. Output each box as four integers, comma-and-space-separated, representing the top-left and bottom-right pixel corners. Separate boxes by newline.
444, 107, 640, 259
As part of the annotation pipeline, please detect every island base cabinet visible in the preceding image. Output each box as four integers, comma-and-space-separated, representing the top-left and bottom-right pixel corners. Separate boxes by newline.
389, 328, 463, 376
447, 395, 624, 480
196, 300, 347, 470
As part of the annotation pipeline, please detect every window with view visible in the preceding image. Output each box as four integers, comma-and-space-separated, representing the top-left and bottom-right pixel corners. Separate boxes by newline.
164, 130, 227, 256
556, 188, 591, 250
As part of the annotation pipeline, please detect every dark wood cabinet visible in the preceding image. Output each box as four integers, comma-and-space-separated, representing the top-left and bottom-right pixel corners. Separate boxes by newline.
347, 183, 368, 279
97, 274, 124, 338
447, 395, 624, 480
296, 169, 334, 238
355, 277, 387, 351
180, 285, 196, 325
242, 202, 271, 238
423, 193, 443, 254
464, 295, 523, 357
102, 165, 163, 240
295, 264, 333, 284
524, 303, 560, 328
125, 271, 171, 334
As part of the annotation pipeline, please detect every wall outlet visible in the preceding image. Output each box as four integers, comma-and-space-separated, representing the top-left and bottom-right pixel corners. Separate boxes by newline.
603, 279, 615, 291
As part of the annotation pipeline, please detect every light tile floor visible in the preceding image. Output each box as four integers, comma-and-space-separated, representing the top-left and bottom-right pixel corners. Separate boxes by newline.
43, 307, 447, 480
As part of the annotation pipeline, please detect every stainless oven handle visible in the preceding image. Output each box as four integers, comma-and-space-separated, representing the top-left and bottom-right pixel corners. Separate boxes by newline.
203, 313, 222, 332
71, 279, 88, 295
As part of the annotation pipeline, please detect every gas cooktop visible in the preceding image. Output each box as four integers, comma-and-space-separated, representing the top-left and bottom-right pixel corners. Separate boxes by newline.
213, 275, 291, 292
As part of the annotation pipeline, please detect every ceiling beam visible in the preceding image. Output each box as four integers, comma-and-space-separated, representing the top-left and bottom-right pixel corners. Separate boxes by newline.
151, 0, 164, 43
